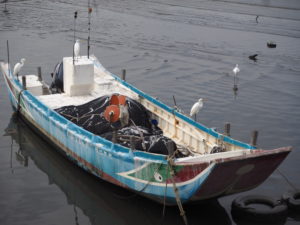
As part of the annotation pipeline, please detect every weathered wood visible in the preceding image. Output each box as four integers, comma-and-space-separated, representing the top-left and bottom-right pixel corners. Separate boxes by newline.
37, 67, 42, 81
224, 122, 231, 136
22, 76, 26, 90
250, 130, 259, 146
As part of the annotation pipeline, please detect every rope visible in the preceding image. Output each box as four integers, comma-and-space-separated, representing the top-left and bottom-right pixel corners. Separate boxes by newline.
162, 164, 170, 217
130, 119, 146, 151
277, 169, 298, 191
113, 162, 164, 200
167, 156, 189, 225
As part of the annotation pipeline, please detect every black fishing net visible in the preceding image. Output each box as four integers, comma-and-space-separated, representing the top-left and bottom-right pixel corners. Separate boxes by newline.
50, 62, 64, 92
55, 95, 180, 156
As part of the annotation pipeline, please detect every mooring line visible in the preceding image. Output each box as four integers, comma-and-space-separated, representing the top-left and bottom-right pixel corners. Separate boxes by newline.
277, 169, 298, 191
167, 157, 189, 225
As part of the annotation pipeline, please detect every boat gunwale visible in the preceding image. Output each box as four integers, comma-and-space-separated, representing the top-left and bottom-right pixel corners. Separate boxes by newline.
0, 61, 294, 204
175, 147, 292, 165
1, 60, 285, 167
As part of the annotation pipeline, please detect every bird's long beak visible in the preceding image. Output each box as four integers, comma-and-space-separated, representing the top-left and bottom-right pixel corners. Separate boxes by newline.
202, 98, 208, 101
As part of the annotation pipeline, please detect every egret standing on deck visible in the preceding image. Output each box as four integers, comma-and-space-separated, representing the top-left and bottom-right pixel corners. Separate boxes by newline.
190, 98, 204, 121
13, 58, 26, 77
74, 39, 80, 59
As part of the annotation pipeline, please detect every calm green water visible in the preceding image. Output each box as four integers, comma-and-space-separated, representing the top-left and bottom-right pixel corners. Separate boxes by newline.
0, 0, 300, 224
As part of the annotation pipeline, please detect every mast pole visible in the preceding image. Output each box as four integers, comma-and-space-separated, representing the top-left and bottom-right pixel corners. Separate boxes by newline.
73, 11, 78, 64
6, 40, 10, 75
88, 0, 92, 58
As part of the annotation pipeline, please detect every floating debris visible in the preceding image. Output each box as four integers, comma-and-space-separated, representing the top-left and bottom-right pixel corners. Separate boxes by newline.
267, 41, 277, 48
248, 54, 258, 62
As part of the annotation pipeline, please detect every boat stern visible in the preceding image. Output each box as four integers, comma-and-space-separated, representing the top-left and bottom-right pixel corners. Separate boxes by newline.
188, 147, 292, 201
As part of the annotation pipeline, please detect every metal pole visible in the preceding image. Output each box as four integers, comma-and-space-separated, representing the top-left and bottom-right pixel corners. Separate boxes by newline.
122, 69, 126, 81
88, 1, 92, 58
6, 40, 10, 74
37, 67, 42, 81
73, 11, 78, 65
250, 130, 258, 147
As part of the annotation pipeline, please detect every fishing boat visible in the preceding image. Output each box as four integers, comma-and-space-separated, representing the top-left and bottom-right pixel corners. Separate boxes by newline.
0, 54, 292, 206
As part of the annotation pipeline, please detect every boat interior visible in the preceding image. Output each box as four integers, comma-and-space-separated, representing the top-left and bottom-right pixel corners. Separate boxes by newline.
5, 56, 253, 159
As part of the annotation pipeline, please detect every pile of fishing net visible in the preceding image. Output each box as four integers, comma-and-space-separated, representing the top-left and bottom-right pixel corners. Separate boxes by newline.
55, 95, 181, 157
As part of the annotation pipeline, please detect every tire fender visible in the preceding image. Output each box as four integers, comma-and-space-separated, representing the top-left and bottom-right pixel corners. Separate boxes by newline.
282, 190, 300, 211
231, 195, 288, 223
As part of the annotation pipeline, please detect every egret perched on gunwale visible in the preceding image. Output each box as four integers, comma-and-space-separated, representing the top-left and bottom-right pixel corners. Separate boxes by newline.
233, 64, 240, 76
190, 98, 204, 121
13, 58, 26, 77
74, 39, 80, 58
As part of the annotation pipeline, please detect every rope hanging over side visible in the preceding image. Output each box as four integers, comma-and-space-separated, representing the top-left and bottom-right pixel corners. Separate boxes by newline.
167, 155, 189, 225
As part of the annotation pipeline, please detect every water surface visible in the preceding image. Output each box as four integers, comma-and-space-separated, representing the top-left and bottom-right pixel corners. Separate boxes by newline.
0, 0, 300, 224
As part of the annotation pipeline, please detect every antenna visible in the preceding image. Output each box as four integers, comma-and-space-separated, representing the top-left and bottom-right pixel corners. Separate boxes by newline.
87, 0, 92, 58
73, 11, 78, 64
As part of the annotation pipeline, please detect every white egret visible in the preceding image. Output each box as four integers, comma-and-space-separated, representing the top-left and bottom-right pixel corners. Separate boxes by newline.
13, 58, 26, 77
233, 64, 240, 92
190, 98, 204, 121
233, 64, 240, 76
74, 39, 80, 58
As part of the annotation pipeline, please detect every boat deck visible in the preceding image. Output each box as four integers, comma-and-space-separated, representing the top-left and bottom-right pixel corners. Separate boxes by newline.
19, 58, 250, 156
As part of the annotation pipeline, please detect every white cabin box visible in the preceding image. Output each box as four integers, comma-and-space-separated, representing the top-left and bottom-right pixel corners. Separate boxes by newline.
63, 57, 94, 96
19, 75, 43, 96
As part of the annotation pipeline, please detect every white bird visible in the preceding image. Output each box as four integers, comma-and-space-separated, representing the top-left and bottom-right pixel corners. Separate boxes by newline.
74, 39, 80, 58
233, 64, 240, 76
13, 58, 26, 77
190, 98, 204, 121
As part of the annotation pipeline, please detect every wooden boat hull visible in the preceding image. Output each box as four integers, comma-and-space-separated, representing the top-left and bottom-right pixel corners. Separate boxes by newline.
1, 62, 292, 205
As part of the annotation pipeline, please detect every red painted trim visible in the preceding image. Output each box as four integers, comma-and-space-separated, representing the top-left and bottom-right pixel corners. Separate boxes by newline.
166, 163, 210, 183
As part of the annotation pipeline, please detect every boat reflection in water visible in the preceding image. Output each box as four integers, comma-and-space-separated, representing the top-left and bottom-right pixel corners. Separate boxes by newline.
6, 116, 232, 225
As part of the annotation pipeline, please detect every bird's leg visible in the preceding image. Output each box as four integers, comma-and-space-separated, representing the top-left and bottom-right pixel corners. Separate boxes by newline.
194, 114, 197, 122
